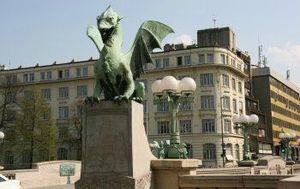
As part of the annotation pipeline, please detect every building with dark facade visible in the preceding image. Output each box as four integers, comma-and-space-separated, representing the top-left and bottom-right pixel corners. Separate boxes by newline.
252, 67, 300, 160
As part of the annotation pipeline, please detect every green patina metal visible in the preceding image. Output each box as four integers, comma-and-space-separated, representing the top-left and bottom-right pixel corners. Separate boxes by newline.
87, 6, 173, 103
234, 123, 256, 161
151, 95, 194, 159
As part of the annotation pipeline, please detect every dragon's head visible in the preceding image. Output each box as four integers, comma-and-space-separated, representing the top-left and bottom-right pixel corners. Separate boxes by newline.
97, 6, 122, 44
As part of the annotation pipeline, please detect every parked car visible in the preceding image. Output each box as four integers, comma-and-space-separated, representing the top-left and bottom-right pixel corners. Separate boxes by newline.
0, 174, 21, 189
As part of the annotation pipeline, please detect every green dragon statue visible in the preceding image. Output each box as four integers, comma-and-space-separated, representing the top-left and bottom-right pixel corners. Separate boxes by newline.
86, 6, 173, 103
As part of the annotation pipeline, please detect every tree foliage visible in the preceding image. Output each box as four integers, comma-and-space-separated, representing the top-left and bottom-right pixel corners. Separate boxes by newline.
0, 74, 23, 130
15, 87, 57, 168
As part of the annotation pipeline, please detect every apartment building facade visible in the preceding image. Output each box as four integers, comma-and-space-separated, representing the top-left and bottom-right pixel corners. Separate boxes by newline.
0, 59, 96, 168
140, 27, 249, 167
252, 67, 300, 160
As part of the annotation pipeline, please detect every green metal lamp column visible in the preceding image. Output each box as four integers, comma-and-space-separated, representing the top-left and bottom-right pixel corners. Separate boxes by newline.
167, 94, 187, 158
169, 95, 180, 146
242, 124, 251, 161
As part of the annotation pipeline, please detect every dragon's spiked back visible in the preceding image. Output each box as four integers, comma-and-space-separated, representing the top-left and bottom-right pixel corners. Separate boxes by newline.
128, 21, 174, 79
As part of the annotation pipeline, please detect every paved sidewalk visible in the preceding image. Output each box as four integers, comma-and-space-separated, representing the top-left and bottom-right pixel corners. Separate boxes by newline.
28, 184, 75, 189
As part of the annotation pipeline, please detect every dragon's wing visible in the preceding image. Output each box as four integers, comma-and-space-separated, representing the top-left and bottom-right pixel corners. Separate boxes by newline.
126, 20, 174, 79
87, 25, 104, 53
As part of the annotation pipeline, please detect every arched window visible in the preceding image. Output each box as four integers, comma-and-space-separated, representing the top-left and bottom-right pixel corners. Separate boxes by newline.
58, 148, 68, 160
235, 144, 240, 160
203, 143, 216, 160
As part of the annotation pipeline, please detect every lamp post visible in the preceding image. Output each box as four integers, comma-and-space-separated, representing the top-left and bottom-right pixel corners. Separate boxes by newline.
151, 76, 196, 159
233, 114, 259, 161
220, 96, 226, 168
279, 130, 296, 161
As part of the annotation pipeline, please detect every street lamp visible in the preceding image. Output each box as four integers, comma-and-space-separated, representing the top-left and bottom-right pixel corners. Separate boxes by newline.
0, 131, 4, 143
151, 76, 196, 159
279, 129, 296, 161
232, 114, 259, 161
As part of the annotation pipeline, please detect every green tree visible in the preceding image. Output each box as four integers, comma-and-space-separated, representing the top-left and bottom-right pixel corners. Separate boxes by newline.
15, 88, 57, 168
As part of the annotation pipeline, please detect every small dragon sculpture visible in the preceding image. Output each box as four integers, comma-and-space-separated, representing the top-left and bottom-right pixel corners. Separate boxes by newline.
86, 6, 173, 103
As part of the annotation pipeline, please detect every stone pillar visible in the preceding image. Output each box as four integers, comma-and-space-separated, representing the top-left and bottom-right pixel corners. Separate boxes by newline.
76, 101, 154, 189
151, 159, 201, 189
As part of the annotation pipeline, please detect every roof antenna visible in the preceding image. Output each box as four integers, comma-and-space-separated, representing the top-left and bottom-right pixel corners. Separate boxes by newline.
212, 14, 217, 28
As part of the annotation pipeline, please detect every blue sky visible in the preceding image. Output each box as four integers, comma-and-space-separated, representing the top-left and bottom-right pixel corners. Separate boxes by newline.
1, 0, 300, 85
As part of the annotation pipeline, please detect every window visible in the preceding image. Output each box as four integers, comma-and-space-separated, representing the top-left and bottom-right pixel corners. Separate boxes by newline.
235, 144, 240, 160
238, 82, 242, 93
232, 78, 236, 90
41, 89, 51, 100
163, 58, 169, 68
201, 96, 214, 109
180, 120, 192, 133
23, 74, 28, 82
238, 101, 243, 114
40, 72, 45, 80
46, 71, 52, 80
222, 74, 229, 87
202, 119, 215, 133
58, 127, 69, 139
76, 68, 81, 77
233, 99, 237, 113
184, 55, 191, 65
76, 105, 83, 116
29, 73, 34, 82
58, 106, 69, 119
231, 59, 236, 67
200, 73, 213, 86
58, 70, 63, 79
259, 129, 265, 137
77, 85, 88, 97
224, 119, 232, 133
207, 54, 214, 63
23, 90, 33, 99
225, 144, 233, 156
59, 87, 69, 98
82, 67, 88, 76
155, 59, 161, 68
64, 69, 70, 78
198, 54, 205, 64
157, 121, 169, 134
7, 91, 16, 103
4, 151, 14, 166
180, 101, 192, 111
177, 56, 182, 66
222, 96, 230, 110
237, 63, 242, 70
42, 111, 49, 120
221, 54, 226, 64
157, 101, 169, 112
21, 151, 31, 167
203, 143, 216, 160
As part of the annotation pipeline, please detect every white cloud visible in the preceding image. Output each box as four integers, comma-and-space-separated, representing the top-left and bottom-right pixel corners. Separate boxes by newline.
173, 34, 194, 45
267, 43, 300, 67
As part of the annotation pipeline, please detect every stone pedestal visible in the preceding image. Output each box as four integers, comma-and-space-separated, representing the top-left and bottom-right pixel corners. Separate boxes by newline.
76, 101, 153, 189
151, 159, 201, 189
